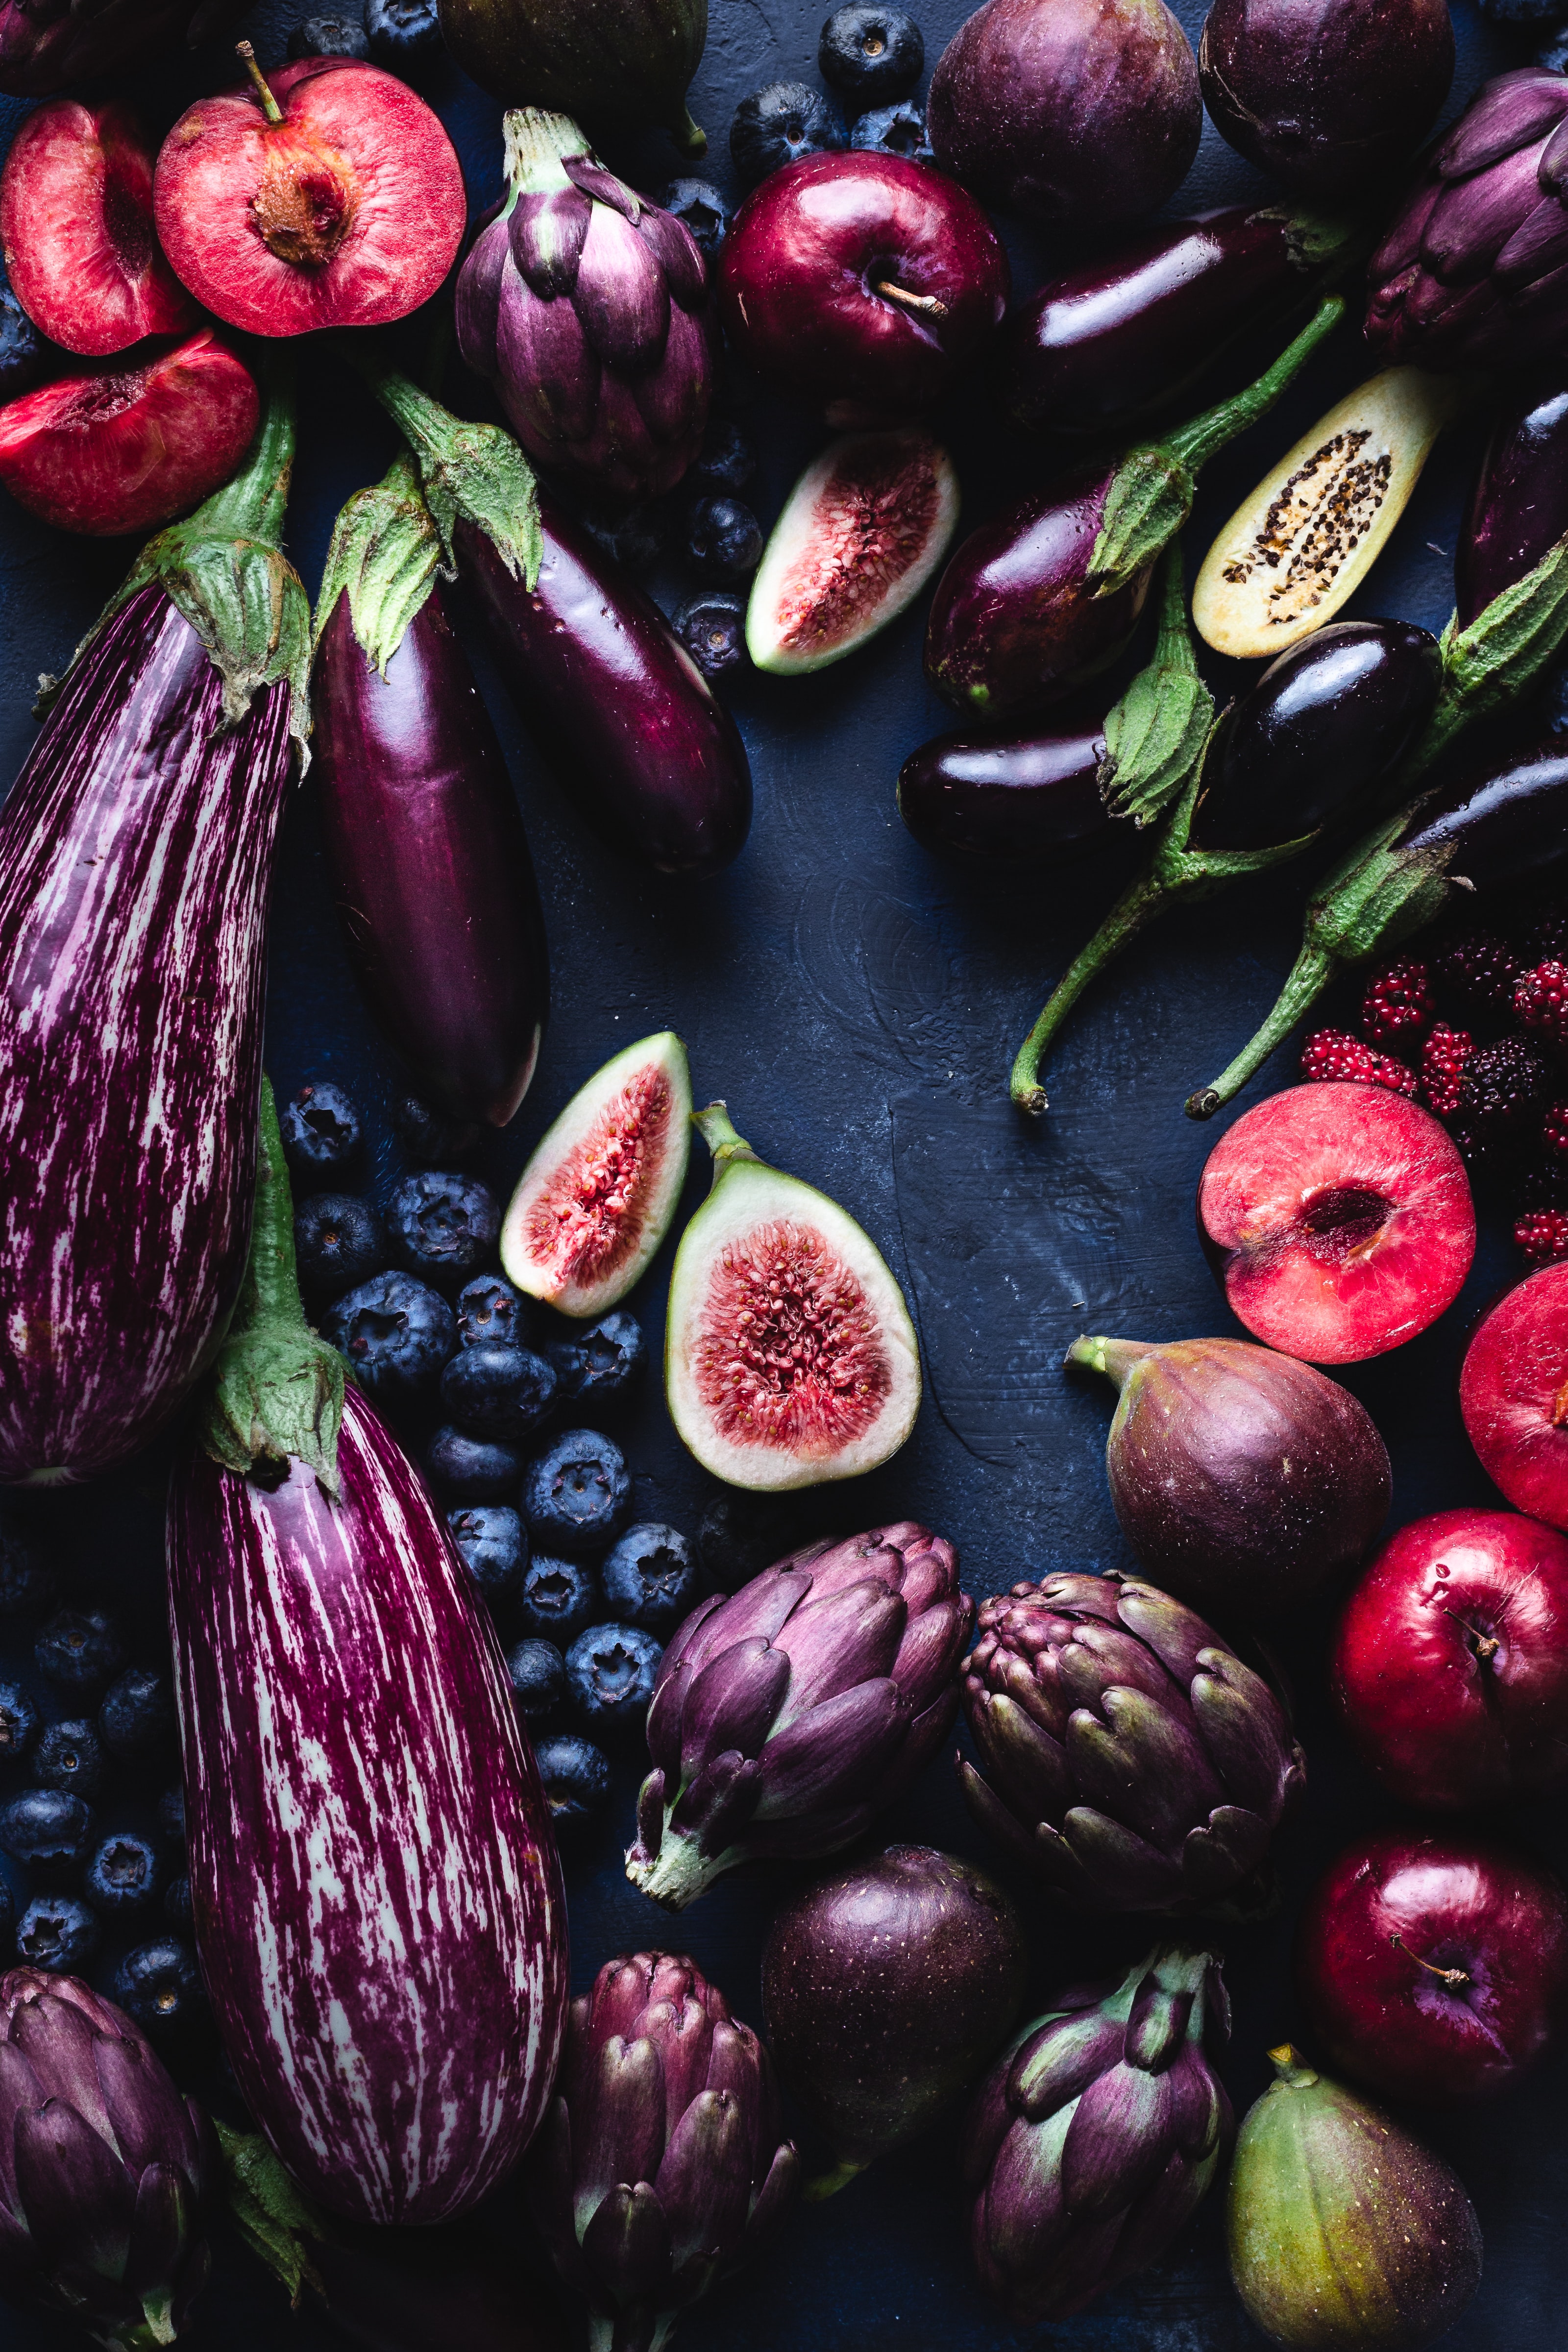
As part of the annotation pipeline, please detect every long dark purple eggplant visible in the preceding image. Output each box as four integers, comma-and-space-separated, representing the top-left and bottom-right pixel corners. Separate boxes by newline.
313, 456, 548, 1129
0, 366, 307, 1487
1001, 204, 1361, 440
168, 1084, 567, 2224
1458, 378, 1568, 631
345, 350, 751, 879
897, 722, 1111, 863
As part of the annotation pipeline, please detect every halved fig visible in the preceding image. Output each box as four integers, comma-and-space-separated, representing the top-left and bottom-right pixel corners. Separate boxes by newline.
746, 428, 959, 675
1193, 368, 1467, 659
500, 1032, 692, 1318
0, 98, 194, 357
665, 1101, 921, 1488
0, 328, 260, 537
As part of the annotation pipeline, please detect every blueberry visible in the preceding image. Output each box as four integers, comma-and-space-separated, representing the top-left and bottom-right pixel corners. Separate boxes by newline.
164, 1875, 194, 1932
0, 1789, 94, 1877
522, 1431, 632, 1556
684, 495, 763, 582
112, 1938, 205, 2039
1537, 21, 1568, 61
601, 1524, 699, 1635
279, 1080, 363, 1185
0, 1509, 53, 1618
16, 1894, 98, 1973
506, 1638, 567, 1726
548, 1312, 647, 1405
659, 178, 732, 261
1485, 0, 1563, 19
157, 1785, 186, 1846
581, 503, 668, 575
99, 1667, 177, 1762
690, 419, 757, 497
287, 14, 370, 57
85, 1833, 159, 1914
426, 1427, 525, 1502
34, 1720, 103, 1801
565, 1623, 662, 1735
851, 100, 933, 162
365, 0, 443, 66
388, 1171, 501, 1291
533, 1732, 612, 1830
441, 1343, 557, 1441
35, 1608, 124, 1698
0, 284, 42, 402
819, 5, 925, 104
673, 592, 748, 681
295, 1193, 388, 1302
447, 1506, 527, 1605
516, 1555, 600, 1645
392, 1093, 483, 1164
0, 1682, 38, 1765
731, 82, 847, 187
325, 1272, 456, 1401
458, 1273, 530, 1351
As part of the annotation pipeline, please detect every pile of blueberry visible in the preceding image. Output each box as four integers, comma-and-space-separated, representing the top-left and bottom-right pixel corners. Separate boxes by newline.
286, 1080, 702, 1840
286, 0, 442, 69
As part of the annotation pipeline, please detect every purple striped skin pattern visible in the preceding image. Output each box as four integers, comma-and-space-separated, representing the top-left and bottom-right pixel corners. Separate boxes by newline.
314, 583, 549, 1128
0, 584, 291, 1486
167, 1381, 568, 2224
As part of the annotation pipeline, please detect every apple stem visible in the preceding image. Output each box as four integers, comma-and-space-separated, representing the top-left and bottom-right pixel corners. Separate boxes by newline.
1443, 1608, 1500, 1664
1391, 1933, 1470, 1990
237, 40, 285, 126
875, 280, 949, 321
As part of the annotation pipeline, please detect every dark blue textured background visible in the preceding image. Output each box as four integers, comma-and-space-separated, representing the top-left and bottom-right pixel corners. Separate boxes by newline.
1, 0, 1562, 2343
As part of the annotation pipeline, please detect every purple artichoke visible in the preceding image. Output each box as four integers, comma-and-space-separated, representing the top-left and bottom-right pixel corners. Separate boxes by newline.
963, 1944, 1231, 2325
457, 107, 713, 505
1366, 67, 1568, 370
959, 1573, 1304, 1912
525, 1951, 798, 2352
0, 1969, 213, 2346
625, 1522, 973, 1911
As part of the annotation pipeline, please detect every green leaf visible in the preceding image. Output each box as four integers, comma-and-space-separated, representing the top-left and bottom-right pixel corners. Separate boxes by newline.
341, 345, 543, 591
314, 452, 442, 675
216, 2122, 329, 2308
1097, 541, 1216, 826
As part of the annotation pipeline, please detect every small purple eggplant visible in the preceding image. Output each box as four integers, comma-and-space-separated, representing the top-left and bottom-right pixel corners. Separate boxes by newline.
1458, 376, 1568, 630
897, 722, 1111, 863
1199, 0, 1453, 197
762, 1844, 1026, 2198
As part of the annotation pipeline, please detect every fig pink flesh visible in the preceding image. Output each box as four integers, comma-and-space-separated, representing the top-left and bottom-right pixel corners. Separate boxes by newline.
0, 98, 194, 355
770, 439, 945, 654
1460, 1263, 1568, 1529
693, 1217, 893, 1459
520, 1060, 680, 1294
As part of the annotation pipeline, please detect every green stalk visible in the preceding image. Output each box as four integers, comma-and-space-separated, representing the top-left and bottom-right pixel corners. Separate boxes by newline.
339, 343, 543, 592
1087, 295, 1345, 599
1393, 524, 1568, 798
199, 1078, 348, 1494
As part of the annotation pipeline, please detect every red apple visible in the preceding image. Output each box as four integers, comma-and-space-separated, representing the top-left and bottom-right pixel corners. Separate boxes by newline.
1197, 1082, 1475, 1364
718, 149, 1009, 424
1295, 1827, 1568, 2103
1331, 1507, 1568, 1810
152, 51, 466, 338
1460, 1263, 1568, 1531
0, 329, 259, 536
0, 98, 194, 356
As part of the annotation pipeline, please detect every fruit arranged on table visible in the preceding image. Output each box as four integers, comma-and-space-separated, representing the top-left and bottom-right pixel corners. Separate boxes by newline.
1198, 0, 1454, 196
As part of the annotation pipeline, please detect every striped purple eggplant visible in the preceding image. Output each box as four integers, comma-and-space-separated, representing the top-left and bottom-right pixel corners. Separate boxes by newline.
0, 367, 308, 1487
167, 1084, 568, 2224
313, 455, 549, 1129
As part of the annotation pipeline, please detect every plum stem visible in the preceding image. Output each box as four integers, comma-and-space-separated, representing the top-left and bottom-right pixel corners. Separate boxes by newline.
237, 41, 285, 126
875, 281, 949, 320
1391, 1933, 1470, 1990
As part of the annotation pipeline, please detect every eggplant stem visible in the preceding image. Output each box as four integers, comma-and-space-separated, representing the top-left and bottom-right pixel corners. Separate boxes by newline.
1167, 294, 1344, 476
875, 280, 949, 320
1184, 942, 1337, 1119
1391, 1933, 1470, 1990
237, 40, 285, 125
1010, 861, 1176, 1115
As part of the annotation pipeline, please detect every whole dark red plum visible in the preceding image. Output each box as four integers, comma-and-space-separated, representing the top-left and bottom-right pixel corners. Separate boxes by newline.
1296, 1828, 1568, 2103
929, 0, 1201, 229
1198, 0, 1454, 198
1332, 1508, 1568, 1810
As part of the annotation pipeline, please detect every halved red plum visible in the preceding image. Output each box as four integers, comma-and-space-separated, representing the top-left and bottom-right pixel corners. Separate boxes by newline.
0, 329, 260, 537
1461, 1265, 1568, 1530
0, 98, 194, 357
1197, 1082, 1475, 1364
153, 53, 466, 337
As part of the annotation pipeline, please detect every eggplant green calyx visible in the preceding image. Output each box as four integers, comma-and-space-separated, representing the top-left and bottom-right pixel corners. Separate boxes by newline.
1396, 525, 1568, 793
314, 451, 442, 676
199, 1077, 348, 1495
216, 2121, 329, 2306
40, 353, 311, 758
1099, 541, 1215, 827
1087, 294, 1345, 601
1273, 203, 1369, 274
342, 343, 543, 592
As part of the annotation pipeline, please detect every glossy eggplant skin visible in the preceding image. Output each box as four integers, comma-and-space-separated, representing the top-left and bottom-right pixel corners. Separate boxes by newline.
1002, 207, 1335, 439
897, 724, 1111, 862
1393, 735, 1568, 885
456, 496, 751, 879
1198, 0, 1453, 198
1190, 619, 1442, 853
314, 585, 548, 1129
1457, 380, 1568, 630
924, 470, 1150, 726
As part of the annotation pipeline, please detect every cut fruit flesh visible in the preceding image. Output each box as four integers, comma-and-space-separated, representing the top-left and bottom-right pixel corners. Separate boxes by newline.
746, 428, 959, 676
0, 98, 194, 356
500, 1032, 692, 1318
665, 1102, 921, 1488
1460, 1265, 1568, 1532
1193, 368, 1467, 660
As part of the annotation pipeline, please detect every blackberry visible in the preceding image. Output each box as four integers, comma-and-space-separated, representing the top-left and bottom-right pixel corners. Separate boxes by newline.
1458, 1037, 1551, 1149
1544, 1103, 1568, 1161
1360, 957, 1434, 1054
1522, 905, 1568, 966
1419, 1024, 1474, 1119
1436, 929, 1520, 1019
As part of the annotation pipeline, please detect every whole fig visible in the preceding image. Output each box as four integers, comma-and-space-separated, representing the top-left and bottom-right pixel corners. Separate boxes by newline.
762, 1844, 1026, 2195
1069, 1334, 1391, 1617
1227, 2046, 1482, 2348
